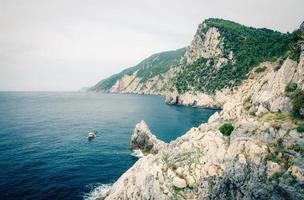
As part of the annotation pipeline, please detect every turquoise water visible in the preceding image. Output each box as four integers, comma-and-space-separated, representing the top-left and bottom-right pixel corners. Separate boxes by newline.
0, 92, 218, 199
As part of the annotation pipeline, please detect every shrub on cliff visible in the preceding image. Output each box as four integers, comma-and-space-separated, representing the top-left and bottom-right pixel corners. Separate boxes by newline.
291, 89, 304, 119
219, 123, 234, 136
285, 82, 298, 93
255, 66, 266, 73
288, 30, 304, 62
296, 124, 304, 133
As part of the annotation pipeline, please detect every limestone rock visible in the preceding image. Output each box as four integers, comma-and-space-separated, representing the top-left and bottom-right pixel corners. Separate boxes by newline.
289, 157, 304, 181
173, 176, 187, 189
130, 120, 166, 154
267, 161, 282, 177
99, 22, 304, 200
256, 105, 269, 117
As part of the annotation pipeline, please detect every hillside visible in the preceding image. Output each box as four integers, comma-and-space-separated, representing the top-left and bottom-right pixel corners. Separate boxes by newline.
90, 18, 294, 97
176, 18, 291, 94
90, 48, 186, 94
97, 21, 304, 200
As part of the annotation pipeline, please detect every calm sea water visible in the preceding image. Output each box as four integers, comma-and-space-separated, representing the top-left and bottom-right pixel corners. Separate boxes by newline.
0, 92, 217, 200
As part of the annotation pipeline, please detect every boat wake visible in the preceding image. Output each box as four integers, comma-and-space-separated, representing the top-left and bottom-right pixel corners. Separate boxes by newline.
130, 149, 144, 158
83, 183, 112, 200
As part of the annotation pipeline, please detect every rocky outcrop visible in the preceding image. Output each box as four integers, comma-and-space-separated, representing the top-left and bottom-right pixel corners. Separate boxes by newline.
92, 20, 304, 200
184, 27, 223, 64
184, 22, 232, 70
108, 67, 179, 95
99, 47, 304, 199
104, 115, 304, 199
90, 48, 186, 94
130, 120, 166, 154
165, 90, 228, 108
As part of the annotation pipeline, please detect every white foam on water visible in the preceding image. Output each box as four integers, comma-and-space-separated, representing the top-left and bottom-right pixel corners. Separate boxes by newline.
83, 183, 112, 200
130, 149, 144, 158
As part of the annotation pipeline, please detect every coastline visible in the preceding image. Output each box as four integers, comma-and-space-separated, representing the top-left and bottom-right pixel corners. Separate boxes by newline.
96, 54, 304, 199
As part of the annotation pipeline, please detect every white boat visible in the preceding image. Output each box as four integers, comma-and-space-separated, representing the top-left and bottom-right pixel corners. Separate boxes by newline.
88, 131, 96, 139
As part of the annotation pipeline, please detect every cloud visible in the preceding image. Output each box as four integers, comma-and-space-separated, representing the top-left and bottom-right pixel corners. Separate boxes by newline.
0, 0, 303, 91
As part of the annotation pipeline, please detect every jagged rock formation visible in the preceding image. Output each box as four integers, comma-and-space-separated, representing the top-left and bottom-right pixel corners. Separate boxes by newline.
130, 120, 166, 154
98, 37, 304, 199
90, 18, 292, 104
93, 20, 304, 200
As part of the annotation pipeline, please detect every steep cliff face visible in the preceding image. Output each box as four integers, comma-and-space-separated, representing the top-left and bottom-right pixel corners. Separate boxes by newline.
174, 19, 291, 97
91, 20, 304, 200
184, 26, 227, 66
90, 48, 186, 95
107, 67, 178, 95
98, 45, 304, 200
90, 19, 291, 98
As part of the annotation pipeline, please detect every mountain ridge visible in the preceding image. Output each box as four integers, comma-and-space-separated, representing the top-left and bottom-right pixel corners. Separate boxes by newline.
96, 20, 304, 200
90, 18, 293, 98
89, 47, 186, 94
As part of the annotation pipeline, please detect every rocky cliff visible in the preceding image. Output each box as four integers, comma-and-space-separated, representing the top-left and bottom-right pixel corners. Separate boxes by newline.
96, 27, 304, 199
90, 48, 186, 95
91, 19, 291, 102
92, 19, 304, 200
95, 21, 304, 200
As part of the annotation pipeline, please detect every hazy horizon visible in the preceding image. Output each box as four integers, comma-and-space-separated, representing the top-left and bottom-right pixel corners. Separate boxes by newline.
0, 0, 303, 91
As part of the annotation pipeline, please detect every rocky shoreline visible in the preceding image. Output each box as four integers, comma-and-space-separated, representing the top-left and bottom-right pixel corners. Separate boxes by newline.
95, 47, 304, 199
92, 20, 304, 199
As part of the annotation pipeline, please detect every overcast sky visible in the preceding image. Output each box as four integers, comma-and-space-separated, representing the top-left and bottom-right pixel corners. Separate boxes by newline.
0, 0, 303, 91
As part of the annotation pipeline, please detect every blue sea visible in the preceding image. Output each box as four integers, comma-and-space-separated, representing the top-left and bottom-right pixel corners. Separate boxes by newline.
0, 92, 217, 200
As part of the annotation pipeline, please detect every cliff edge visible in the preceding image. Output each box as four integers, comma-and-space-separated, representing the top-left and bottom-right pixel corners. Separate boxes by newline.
98, 30, 304, 199
93, 20, 304, 200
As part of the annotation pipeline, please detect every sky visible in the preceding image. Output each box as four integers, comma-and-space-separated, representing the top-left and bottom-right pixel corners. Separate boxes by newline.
0, 0, 303, 91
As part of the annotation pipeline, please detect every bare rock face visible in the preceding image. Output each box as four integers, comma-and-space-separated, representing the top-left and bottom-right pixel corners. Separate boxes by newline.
100, 53, 304, 200
165, 91, 178, 104
109, 67, 179, 95
130, 120, 166, 154
172, 176, 187, 189
184, 26, 224, 65
97, 23, 304, 200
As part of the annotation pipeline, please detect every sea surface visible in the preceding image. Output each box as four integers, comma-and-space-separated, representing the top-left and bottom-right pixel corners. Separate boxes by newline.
0, 92, 218, 200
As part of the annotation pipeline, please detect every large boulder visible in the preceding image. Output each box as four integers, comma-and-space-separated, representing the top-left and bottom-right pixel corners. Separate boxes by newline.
130, 120, 166, 154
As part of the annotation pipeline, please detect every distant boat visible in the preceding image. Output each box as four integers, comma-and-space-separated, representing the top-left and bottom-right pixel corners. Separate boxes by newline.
88, 131, 96, 140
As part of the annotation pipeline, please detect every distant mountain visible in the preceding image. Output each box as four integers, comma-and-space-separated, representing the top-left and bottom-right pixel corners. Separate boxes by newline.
89, 48, 186, 94
90, 18, 295, 98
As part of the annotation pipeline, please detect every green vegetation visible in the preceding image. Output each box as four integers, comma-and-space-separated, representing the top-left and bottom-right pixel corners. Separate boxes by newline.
283, 83, 304, 119
259, 112, 289, 123
91, 48, 186, 91
243, 95, 252, 110
285, 82, 298, 93
291, 89, 304, 119
254, 66, 267, 73
296, 124, 304, 132
175, 18, 292, 94
284, 174, 297, 186
268, 171, 297, 186
136, 48, 186, 82
288, 30, 304, 62
288, 143, 304, 153
219, 123, 234, 136
266, 139, 301, 185
269, 171, 284, 182
266, 139, 293, 170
